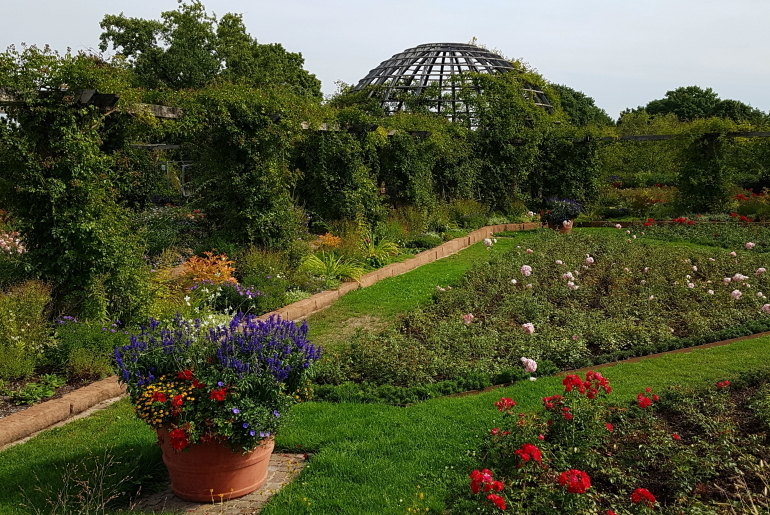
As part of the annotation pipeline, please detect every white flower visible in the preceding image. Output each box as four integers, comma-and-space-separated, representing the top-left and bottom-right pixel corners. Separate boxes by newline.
731, 289, 742, 300
520, 265, 533, 276
521, 323, 535, 335
707, 290, 714, 295
692, 266, 698, 271
510, 279, 518, 285
484, 238, 493, 247
555, 260, 563, 265
746, 242, 756, 250
585, 256, 595, 265
762, 304, 770, 314
687, 283, 695, 288
526, 248, 534, 254
615, 224, 622, 229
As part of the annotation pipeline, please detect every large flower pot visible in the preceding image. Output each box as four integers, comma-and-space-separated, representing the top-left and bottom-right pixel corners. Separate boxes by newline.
547, 220, 573, 234
157, 428, 275, 502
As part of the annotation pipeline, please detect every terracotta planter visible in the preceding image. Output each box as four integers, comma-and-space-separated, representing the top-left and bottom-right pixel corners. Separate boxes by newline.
157, 428, 275, 502
547, 220, 573, 234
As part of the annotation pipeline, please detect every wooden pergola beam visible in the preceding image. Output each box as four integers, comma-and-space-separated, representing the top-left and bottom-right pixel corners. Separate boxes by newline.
0, 89, 183, 119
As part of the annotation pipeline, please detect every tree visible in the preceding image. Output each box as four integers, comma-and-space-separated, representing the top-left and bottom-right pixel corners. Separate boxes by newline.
642, 85, 768, 123
551, 84, 613, 126
99, 1, 321, 97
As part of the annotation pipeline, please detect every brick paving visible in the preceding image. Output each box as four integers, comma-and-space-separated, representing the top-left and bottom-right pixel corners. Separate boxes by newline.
131, 453, 306, 514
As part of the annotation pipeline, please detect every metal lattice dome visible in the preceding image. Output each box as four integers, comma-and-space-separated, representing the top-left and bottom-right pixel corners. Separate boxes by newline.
353, 42, 553, 121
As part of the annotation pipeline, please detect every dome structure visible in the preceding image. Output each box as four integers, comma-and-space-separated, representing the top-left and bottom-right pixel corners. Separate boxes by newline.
353, 42, 553, 121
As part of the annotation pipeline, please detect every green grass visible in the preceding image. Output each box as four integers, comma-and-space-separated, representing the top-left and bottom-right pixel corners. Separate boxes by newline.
306, 236, 527, 351
1, 334, 767, 515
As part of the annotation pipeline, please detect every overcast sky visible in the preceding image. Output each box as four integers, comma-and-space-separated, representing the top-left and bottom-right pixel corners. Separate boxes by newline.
4, 0, 769, 120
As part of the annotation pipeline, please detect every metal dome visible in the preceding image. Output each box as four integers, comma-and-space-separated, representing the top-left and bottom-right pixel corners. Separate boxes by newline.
353, 42, 553, 121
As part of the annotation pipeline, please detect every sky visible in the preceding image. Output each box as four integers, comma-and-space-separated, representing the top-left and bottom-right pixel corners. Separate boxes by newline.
3, 0, 770, 120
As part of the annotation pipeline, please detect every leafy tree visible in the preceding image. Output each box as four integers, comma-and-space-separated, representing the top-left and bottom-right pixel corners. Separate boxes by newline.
645, 86, 721, 121
99, 1, 321, 97
551, 84, 613, 126
642, 85, 768, 123
711, 98, 769, 124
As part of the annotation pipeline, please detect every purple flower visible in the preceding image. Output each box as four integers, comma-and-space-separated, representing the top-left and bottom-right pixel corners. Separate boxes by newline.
232, 408, 240, 414
243, 422, 249, 428
249, 430, 256, 436
273, 410, 280, 418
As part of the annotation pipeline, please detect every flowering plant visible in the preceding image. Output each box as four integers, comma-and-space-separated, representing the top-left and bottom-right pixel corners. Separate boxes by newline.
540, 198, 583, 226
114, 313, 321, 452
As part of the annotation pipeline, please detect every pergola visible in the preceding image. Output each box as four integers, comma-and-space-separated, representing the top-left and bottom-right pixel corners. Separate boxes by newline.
353, 42, 553, 122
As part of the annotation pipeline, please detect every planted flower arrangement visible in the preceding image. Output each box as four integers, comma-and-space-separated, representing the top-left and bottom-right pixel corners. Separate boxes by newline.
114, 313, 321, 501
540, 198, 583, 233
458, 369, 770, 514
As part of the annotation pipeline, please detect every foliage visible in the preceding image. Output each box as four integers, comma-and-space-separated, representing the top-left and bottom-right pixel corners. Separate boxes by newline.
179, 251, 237, 288
46, 317, 130, 380
458, 371, 770, 514
7, 374, 65, 406
0, 45, 153, 323
0, 280, 52, 380
99, 1, 321, 96
114, 313, 322, 452
173, 82, 316, 250
643, 85, 769, 123
550, 84, 614, 126
293, 128, 386, 224
299, 252, 365, 283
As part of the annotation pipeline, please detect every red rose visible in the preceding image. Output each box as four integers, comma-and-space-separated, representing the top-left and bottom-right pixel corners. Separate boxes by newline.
494, 398, 516, 411
631, 487, 656, 507
151, 391, 167, 403
486, 493, 506, 510
171, 394, 184, 407
558, 469, 591, 494
605, 423, 614, 432
672, 433, 681, 441
515, 443, 543, 463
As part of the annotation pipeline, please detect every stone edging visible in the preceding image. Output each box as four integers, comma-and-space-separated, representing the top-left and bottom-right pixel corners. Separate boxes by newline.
0, 223, 540, 449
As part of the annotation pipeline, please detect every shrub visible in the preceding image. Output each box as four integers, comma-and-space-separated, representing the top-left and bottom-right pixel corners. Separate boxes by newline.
0, 280, 52, 380
45, 318, 130, 380
458, 371, 770, 514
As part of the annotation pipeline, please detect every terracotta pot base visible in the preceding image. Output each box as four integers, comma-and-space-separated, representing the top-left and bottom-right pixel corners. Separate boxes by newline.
157, 428, 275, 502
547, 220, 573, 234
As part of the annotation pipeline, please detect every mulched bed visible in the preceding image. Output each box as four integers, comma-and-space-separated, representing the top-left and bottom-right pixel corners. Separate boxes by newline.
0, 377, 95, 419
